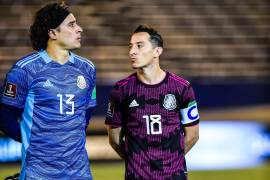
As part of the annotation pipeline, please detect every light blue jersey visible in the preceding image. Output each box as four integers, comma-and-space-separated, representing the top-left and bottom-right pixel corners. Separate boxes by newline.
1, 50, 96, 179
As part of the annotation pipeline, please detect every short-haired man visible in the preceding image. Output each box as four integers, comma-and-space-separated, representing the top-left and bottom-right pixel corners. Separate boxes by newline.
106, 25, 199, 179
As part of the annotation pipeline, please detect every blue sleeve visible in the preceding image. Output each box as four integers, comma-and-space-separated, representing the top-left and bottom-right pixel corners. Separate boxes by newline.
85, 108, 92, 131
0, 103, 23, 142
86, 67, 96, 108
1, 65, 28, 108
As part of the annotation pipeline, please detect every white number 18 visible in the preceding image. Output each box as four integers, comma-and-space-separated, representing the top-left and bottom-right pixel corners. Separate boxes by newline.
143, 115, 162, 135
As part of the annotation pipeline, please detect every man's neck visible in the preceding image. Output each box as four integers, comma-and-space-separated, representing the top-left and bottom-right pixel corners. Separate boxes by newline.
46, 44, 69, 65
137, 64, 166, 85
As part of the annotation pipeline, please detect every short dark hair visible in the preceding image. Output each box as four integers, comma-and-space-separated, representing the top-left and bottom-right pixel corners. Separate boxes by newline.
133, 25, 163, 48
30, 3, 71, 51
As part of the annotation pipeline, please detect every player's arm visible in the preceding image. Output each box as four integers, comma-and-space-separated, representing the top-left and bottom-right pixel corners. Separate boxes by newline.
105, 82, 125, 159
0, 65, 29, 143
107, 126, 125, 159
85, 66, 96, 131
0, 103, 23, 142
184, 124, 199, 154
180, 101, 200, 155
180, 84, 200, 154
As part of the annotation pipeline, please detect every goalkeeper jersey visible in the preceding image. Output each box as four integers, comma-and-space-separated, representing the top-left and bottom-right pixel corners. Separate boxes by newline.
1, 50, 96, 180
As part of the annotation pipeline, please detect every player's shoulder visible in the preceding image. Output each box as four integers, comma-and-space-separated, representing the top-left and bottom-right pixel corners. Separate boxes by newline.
15, 51, 41, 69
72, 53, 95, 69
114, 73, 136, 88
167, 71, 191, 87
110, 74, 135, 96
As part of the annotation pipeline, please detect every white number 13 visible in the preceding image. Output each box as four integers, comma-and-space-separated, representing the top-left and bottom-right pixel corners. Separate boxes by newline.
143, 115, 162, 135
57, 94, 75, 115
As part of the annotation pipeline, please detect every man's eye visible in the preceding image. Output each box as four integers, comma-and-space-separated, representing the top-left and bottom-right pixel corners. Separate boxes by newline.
69, 23, 75, 27
137, 44, 142, 48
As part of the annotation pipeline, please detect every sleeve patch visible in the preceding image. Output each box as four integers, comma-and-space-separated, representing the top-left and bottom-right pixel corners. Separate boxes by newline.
3, 82, 17, 98
106, 101, 114, 118
91, 86, 96, 100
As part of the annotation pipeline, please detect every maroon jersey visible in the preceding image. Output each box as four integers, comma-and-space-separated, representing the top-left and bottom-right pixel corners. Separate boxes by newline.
105, 72, 199, 180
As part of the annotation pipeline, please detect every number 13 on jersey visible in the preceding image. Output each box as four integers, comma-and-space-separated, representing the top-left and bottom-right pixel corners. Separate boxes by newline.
57, 94, 75, 115
143, 115, 162, 135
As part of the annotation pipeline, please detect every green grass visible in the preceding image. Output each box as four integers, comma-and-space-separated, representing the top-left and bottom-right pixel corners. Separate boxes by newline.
188, 164, 270, 180
1, 162, 270, 180
91, 162, 125, 180
0, 163, 20, 179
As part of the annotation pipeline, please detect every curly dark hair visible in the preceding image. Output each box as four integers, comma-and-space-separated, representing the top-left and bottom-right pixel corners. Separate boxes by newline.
133, 25, 163, 48
30, 3, 70, 51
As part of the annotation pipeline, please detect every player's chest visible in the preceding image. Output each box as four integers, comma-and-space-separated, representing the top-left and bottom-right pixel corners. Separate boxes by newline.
123, 89, 182, 130
123, 88, 181, 114
29, 69, 91, 100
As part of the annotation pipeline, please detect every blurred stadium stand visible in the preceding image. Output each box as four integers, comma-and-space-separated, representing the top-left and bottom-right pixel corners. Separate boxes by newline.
0, 0, 269, 82
0, 0, 270, 162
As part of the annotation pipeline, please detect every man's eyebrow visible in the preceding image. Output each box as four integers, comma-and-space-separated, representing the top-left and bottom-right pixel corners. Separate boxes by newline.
68, 20, 76, 24
129, 41, 144, 45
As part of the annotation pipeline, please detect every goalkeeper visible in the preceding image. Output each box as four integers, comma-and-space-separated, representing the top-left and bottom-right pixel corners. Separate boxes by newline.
0, 2, 96, 179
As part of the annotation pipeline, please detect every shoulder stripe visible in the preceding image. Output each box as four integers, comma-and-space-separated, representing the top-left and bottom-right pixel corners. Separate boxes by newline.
74, 55, 95, 69
20, 55, 40, 68
16, 53, 39, 67
170, 73, 190, 87
16, 53, 36, 66
115, 74, 135, 87
116, 81, 128, 87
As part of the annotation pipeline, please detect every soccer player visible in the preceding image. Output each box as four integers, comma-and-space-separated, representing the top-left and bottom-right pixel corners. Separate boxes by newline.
0, 2, 96, 179
105, 25, 200, 180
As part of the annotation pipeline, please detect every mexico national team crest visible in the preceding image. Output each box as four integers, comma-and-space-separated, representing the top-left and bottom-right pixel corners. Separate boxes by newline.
163, 94, 177, 110
77, 75, 86, 89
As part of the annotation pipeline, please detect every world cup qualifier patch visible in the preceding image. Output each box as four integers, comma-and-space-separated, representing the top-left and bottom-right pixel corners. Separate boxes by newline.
3, 82, 17, 98
106, 101, 114, 118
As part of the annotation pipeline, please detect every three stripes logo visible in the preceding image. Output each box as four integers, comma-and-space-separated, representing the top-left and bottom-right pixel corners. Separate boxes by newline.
43, 80, 54, 88
129, 99, 139, 107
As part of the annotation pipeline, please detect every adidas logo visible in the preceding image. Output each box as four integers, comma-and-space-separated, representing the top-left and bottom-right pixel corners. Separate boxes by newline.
129, 99, 139, 107
43, 80, 54, 88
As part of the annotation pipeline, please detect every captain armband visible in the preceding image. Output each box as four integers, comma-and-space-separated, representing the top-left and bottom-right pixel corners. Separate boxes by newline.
180, 100, 200, 125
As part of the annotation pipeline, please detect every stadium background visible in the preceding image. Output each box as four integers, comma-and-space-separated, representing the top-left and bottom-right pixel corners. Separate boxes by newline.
0, 0, 269, 179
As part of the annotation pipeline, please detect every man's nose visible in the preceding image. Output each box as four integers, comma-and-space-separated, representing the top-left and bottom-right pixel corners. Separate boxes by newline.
129, 46, 137, 55
77, 25, 83, 33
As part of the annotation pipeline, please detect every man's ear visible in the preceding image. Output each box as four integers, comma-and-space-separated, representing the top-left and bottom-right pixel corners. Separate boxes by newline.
154, 47, 163, 58
48, 29, 57, 40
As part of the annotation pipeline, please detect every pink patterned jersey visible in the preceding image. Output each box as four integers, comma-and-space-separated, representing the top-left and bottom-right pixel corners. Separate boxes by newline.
105, 72, 200, 180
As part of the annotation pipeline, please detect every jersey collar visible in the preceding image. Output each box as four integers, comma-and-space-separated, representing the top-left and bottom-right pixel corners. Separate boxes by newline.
38, 49, 75, 64
136, 71, 169, 88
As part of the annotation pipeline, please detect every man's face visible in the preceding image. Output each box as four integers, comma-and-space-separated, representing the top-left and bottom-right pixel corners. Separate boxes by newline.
129, 32, 157, 69
54, 13, 83, 50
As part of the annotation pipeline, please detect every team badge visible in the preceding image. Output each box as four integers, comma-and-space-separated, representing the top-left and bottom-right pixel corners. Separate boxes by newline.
3, 82, 17, 98
77, 75, 86, 89
163, 94, 177, 110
